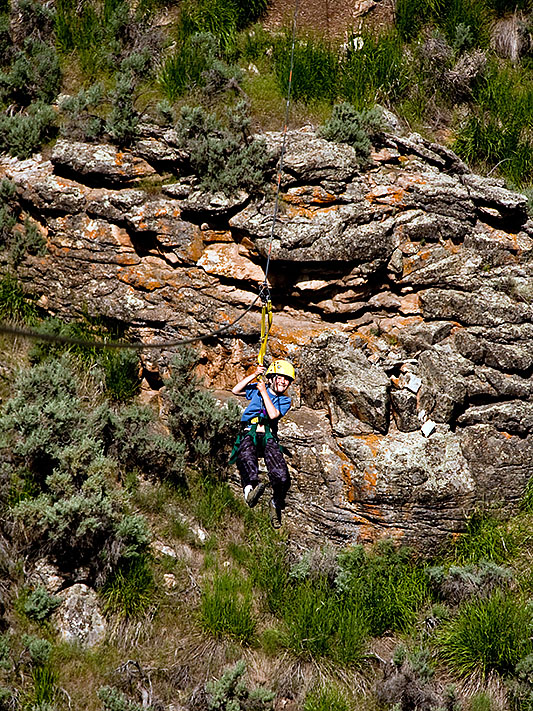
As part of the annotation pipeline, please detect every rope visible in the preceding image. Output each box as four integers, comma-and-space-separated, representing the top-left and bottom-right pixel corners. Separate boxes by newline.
256, 0, 299, 367
0, 3, 300, 356
262, 0, 299, 290
0, 296, 260, 350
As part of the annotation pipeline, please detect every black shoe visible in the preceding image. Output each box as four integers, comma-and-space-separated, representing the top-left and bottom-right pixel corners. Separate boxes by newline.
269, 499, 282, 529
245, 482, 266, 508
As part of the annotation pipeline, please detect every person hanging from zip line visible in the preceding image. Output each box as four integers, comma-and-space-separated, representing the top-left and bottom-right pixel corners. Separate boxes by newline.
230, 359, 296, 529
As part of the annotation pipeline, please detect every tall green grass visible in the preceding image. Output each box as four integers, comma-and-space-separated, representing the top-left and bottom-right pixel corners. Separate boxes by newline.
0, 273, 38, 323
303, 684, 352, 711
336, 542, 430, 636
273, 32, 339, 104
101, 556, 155, 619
200, 568, 256, 644
451, 510, 516, 564
438, 589, 533, 677
340, 31, 410, 110
454, 60, 533, 185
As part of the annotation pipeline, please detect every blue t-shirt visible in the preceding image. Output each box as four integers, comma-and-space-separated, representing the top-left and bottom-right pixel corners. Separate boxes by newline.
240, 384, 291, 423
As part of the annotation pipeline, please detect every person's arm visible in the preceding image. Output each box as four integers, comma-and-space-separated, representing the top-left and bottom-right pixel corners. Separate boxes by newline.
257, 380, 281, 420
232, 364, 265, 395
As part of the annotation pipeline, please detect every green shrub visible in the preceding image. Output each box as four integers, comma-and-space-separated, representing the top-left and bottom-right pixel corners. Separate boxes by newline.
438, 590, 533, 677
0, 635, 9, 671
12, 0, 55, 45
59, 82, 106, 141
175, 102, 270, 195
21, 585, 61, 621
29, 318, 142, 402
319, 102, 383, 163
105, 71, 139, 146
428, 561, 513, 604
303, 685, 351, 711
0, 357, 151, 577
200, 568, 256, 644
205, 660, 275, 711
98, 686, 144, 711
0, 101, 56, 159
0, 13, 12, 65
273, 32, 339, 104
101, 555, 155, 619
22, 635, 52, 667
0, 38, 60, 106
95, 403, 186, 483
101, 349, 141, 402
9, 216, 47, 267
165, 348, 241, 473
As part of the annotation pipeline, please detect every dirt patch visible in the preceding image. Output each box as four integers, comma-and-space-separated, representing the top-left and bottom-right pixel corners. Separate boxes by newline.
263, 0, 396, 39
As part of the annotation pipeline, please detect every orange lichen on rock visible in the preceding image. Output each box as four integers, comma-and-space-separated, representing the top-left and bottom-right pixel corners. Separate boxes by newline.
365, 185, 406, 206
284, 186, 338, 205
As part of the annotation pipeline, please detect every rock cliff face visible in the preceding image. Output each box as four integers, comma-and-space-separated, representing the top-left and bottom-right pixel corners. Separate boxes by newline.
2, 120, 533, 552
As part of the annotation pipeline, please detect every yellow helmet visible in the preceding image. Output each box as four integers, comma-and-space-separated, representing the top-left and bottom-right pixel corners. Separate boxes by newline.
265, 359, 296, 381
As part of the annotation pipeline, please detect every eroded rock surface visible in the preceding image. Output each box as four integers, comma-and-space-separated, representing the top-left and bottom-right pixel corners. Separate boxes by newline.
2, 122, 533, 552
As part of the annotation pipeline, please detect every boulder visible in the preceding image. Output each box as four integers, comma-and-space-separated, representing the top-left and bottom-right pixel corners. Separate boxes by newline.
53, 584, 107, 647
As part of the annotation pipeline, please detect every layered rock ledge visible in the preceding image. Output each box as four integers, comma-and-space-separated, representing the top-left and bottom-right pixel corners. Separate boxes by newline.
2, 122, 533, 552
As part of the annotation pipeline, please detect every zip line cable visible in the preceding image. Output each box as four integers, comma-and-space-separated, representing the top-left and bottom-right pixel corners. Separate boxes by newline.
0, 4, 300, 355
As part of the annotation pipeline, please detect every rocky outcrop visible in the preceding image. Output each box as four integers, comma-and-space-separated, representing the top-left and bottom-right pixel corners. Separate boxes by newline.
2, 119, 533, 552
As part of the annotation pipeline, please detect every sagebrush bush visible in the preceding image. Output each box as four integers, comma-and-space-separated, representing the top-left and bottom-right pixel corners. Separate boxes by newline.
105, 71, 139, 146
29, 318, 142, 402
205, 659, 275, 710
12, 0, 55, 45
0, 38, 60, 106
427, 561, 512, 604
0, 356, 151, 579
164, 348, 241, 473
21, 585, 61, 621
59, 83, 106, 141
175, 102, 270, 195
0, 101, 56, 159
319, 102, 383, 164
9, 217, 47, 267
98, 685, 144, 711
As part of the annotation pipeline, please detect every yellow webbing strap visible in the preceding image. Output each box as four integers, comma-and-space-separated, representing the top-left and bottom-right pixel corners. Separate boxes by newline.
257, 298, 273, 367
